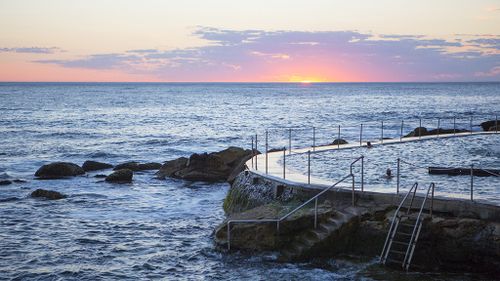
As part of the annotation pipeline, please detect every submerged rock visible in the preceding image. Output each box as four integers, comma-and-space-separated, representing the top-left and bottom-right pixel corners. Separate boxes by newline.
82, 160, 113, 172
114, 162, 161, 171
404, 127, 469, 138
0, 180, 12, 186
105, 169, 133, 183
331, 139, 348, 145
480, 120, 498, 131
34, 162, 85, 179
31, 189, 67, 200
156, 147, 254, 183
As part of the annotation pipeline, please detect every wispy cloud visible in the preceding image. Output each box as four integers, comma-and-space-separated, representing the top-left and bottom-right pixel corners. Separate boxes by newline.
0, 47, 64, 54
32, 28, 500, 81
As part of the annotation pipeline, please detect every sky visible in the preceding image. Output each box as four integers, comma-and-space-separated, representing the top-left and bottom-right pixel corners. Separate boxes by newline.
0, 0, 499, 82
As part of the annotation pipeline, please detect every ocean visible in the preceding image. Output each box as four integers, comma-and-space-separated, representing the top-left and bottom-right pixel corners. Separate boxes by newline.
0, 82, 499, 280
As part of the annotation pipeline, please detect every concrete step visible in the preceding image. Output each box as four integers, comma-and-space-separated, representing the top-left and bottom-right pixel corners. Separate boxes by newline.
278, 207, 362, 261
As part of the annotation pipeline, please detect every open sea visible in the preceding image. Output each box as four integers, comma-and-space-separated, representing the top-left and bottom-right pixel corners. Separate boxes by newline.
0, 82, 499, 280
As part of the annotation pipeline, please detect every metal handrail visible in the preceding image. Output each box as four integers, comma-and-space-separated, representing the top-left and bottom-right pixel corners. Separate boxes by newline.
403, 182, 435, 270
380, 182, 418, 263
226, 173, 353, 250
479, 168, 500, 177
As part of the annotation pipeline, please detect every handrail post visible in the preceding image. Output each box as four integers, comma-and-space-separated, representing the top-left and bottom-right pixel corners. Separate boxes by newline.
255, 134, 258, 170
470, 164, 474, 201
312, 127, 316, 151
351, 173, 355, 206
283, 147, 286, 179
453, 117, 456, 135
396, 158, 400, 194
437, 118, 440, 138
251, 136, 254, 169
288, 128, 292, 155
359, 124, 363, 147
307, 150, 311, 184
361, 156, 364, 192
470, 116, 473, 134
227, 222, 231, 250
381, 121, 384, 144
314, 198, 318, 228
430, 183, 434, 218
337, 125, 341, 149
419, 118, 422, 139
400, 120, 404, 141
265, 130, 269, 174
496, 115, 498, 134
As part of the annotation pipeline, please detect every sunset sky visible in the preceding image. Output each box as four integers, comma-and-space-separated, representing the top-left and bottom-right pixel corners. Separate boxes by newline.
0, 0, 499, 82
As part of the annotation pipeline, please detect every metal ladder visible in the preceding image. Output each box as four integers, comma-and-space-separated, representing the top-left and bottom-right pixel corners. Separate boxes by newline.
380, 182, 435, 271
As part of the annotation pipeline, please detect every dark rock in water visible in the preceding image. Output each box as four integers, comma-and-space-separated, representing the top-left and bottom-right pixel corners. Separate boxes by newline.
405, 127, 469, 138
489, 125, 499, 132
105, 169, 133, 183
12, 179, 27, 183
0, 180, 12, 186
31, 189, 67, 200
267, 148, 283, 153
156, 146, 254, 183
155, 157, 188, 179
331, 139, 348, 145
94, 174, 107, 178
82, 160, 113, 172
35, 162, 85, 179
404, 127, 428, 137
114, 162, 161, 171
480, 120, 498, 131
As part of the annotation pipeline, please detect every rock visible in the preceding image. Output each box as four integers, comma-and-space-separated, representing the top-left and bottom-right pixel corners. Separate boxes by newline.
34, 162, 85, 179
489, 125, 499, 132
480, 120, 498, 131
105, 169, 133, 183
155, 157, 188, 179
404, 127, 428, 137
94, 174, 107, 178
0, 180, 12, 186
12, 179, 27, 183
331, 139, 348, 145
267, 148, 284, 153
82, 160, 113, 172
114, 162, 161, 171
31, 189, 67, 200
405, 127, 469, 138
156, 147, 254, 183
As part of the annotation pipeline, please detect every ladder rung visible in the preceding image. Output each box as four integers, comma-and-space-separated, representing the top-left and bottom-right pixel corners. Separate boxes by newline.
392, 241, 409, 246
397, 232, 413, 236
400, 223, 415, 227
389, 249, 406, 255
385, 258, 403, 265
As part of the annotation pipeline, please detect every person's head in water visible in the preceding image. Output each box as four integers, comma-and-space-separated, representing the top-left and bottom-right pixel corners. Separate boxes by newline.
367, 141, 372, 148
386, 168, 392, 177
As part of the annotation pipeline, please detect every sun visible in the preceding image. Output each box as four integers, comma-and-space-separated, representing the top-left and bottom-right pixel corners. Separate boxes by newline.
300, 80, 312, 84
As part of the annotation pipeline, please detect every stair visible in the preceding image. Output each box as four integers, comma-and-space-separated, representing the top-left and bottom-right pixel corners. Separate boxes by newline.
278, 206, 363, 262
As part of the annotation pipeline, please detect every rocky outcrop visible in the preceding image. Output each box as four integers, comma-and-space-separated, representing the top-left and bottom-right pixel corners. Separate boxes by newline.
82, 160, 113, 172
489, 125, 499, 131
404, 127, 469, 138
35, 162, 85, 179
331, 139, 348, 145
114, 162, 161, 171
480, 120, 498, 131
31, 189, 67, 200
0, 180, 12, 186
215, 171, 500, 276
156, 147, 254, 183
105, 169, 133, 183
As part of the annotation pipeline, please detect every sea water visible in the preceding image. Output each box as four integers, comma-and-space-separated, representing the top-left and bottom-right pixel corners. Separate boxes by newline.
0, 82, 499, 280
